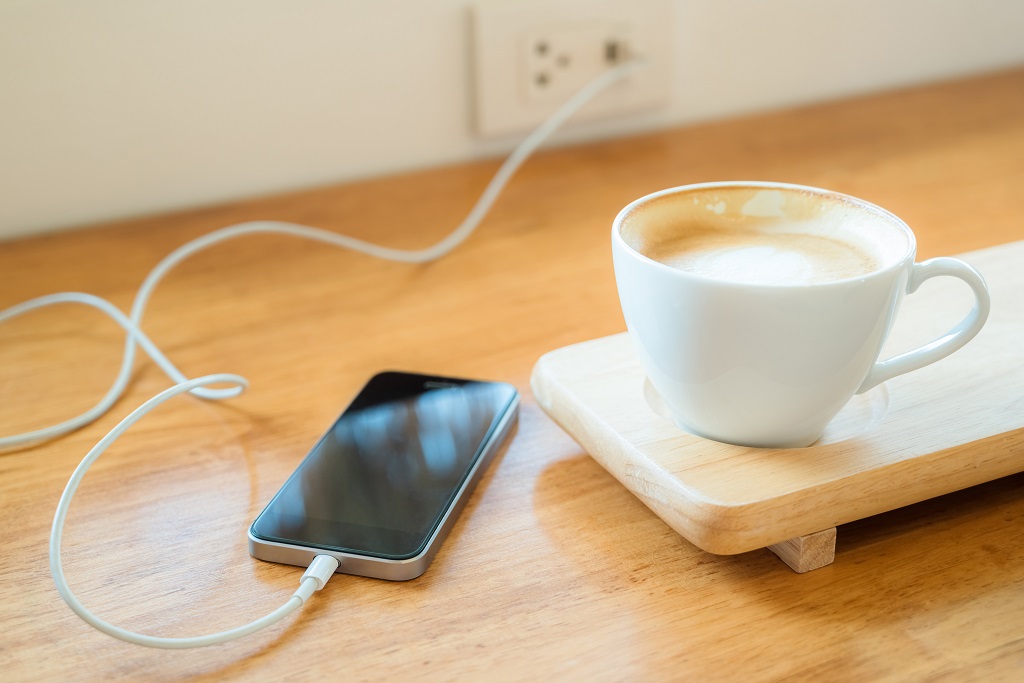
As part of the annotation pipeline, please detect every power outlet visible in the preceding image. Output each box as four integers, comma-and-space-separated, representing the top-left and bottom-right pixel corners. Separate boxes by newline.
471, 0, 671, 138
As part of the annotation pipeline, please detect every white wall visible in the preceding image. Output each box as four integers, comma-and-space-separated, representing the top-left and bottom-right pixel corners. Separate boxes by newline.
2, 0, 1023, 240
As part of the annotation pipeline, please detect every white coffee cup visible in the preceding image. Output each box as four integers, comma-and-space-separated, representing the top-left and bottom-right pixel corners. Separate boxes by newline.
612, 181, 991, 448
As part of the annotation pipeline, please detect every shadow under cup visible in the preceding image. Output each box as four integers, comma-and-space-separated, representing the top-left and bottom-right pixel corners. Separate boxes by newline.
611, 182, 916, 448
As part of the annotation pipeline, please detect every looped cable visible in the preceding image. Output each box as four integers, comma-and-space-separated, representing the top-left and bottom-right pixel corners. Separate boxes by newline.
48, 373, 342, 648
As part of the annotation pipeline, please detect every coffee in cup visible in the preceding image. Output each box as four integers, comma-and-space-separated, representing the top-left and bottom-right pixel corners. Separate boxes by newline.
612, 182, 990, 448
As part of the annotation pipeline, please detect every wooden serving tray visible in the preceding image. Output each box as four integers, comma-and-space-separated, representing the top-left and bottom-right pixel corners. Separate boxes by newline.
531, 241, 1024, 572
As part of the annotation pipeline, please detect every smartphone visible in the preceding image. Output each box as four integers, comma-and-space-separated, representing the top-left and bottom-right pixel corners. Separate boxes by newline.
248, 371, 518, 581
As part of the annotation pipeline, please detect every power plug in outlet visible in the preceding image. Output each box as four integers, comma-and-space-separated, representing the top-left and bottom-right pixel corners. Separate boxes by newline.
471, 0, 671, 138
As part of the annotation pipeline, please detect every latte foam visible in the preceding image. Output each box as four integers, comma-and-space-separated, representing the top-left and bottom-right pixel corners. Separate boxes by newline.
644, 228, 878, 285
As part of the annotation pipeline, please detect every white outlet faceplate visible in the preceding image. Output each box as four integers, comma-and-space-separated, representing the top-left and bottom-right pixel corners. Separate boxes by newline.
471, 0, 672, 138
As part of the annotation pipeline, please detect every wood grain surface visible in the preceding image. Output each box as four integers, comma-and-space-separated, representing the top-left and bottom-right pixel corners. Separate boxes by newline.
2, 68, 1023, 682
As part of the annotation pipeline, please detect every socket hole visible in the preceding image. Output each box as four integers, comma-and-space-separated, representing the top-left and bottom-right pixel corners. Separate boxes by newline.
535, 41, 549, 56
605, 40, 620, 63
535, 72, 549, 87
556, 54, 570, 68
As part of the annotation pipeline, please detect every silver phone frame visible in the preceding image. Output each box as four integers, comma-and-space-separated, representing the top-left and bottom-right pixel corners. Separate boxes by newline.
248, 384, 519, 581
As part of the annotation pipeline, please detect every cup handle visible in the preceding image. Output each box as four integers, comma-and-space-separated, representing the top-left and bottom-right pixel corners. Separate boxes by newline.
856, 257, 991, 394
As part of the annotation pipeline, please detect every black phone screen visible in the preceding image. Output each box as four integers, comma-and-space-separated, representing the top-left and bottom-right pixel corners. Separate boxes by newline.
250, 372, 517, 560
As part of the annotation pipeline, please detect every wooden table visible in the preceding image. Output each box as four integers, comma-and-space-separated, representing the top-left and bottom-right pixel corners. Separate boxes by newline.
2, 68, 1023, 681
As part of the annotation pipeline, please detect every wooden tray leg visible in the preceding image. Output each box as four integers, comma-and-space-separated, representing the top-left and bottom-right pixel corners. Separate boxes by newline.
767, 528, 837, 573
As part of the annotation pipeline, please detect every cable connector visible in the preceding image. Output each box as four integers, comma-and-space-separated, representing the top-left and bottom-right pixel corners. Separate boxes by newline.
301, 555, 341, 591
292, 555, 341, 606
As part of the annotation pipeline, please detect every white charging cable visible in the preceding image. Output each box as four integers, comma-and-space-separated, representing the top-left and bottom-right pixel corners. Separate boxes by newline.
48, 371, 339, 648
1, 60, 644, 648
0, 58, 642, 451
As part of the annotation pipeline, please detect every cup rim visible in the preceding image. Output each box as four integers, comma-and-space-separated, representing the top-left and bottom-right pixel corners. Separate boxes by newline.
612, 181, 917, 288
